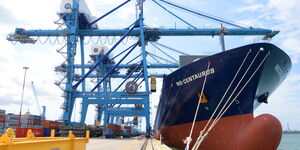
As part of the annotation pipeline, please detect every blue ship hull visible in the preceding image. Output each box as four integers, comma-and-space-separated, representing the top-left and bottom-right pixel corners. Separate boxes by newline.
154, 43, 291, 149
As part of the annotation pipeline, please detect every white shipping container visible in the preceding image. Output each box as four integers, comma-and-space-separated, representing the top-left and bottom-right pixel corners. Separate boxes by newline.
0, 109, 5, 114
5, 114, 19, 121
33, 125, 41, 128
4, 120, 18, 124
22, 114, 35, 119
21, 120, 28, 124
21, 125, 28, 128
5, 123, 18, 127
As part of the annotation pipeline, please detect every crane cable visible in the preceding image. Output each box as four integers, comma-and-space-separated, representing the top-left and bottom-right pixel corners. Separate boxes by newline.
157, 0, 251, 29
184, 61, 210, 150
192, 50, 261, 150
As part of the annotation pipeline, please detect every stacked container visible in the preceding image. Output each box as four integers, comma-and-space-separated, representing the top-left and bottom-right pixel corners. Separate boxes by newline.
16, 113, 44, 137
0, 109, 5, 135
21, 113, 44, 128
121, 126, 132, 138
33, 115, 42, 128
4, 113, 18, 133
22, 113, 35, 128
104, 124, 121, 138
43, 120, 63, 136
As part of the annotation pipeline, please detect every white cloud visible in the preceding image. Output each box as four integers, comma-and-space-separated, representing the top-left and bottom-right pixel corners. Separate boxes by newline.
236, 4, 264, 13
281, 38, 300, 64
242, 0, 256, 4
0, 0, 59, 29
267, 0, 300, 25
117, 5, 136, 21
236, 0, 300, 64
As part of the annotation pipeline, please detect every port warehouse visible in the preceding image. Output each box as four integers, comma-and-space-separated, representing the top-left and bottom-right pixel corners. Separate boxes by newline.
0, 109, 141, 138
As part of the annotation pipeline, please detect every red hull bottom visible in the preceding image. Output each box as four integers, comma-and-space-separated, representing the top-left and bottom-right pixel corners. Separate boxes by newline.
156, 113, 282, 150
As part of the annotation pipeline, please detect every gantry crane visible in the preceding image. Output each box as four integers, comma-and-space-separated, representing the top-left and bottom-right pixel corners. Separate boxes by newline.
7, 0, 278, 136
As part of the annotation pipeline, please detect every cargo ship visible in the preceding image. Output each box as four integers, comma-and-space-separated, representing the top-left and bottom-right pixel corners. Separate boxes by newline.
154, 43, 291, 150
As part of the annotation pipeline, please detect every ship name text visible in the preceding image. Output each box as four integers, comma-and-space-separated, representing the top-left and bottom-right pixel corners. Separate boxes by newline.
176, 68, 215, 86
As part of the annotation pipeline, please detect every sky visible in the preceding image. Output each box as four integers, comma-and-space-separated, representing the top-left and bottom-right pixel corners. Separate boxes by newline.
0, 0, 299, 130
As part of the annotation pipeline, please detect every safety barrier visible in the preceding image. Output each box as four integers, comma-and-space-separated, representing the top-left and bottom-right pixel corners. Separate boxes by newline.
0, 128, 89, 150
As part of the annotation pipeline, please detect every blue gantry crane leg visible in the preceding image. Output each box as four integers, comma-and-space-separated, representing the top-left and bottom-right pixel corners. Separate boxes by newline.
138, 3, 152, 135
79, 36, 89, 125
62, 0, 79, 125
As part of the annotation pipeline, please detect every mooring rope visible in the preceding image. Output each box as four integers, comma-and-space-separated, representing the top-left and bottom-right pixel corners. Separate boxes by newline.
200, 49, 252, 137
192, 50, 270, 150
184, 61, 211, 150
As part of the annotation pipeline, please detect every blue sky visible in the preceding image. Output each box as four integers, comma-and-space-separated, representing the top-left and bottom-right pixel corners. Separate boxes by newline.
0, 0, 299, 130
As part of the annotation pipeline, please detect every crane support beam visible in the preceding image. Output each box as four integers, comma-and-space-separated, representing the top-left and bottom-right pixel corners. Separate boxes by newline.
13, 28, 279, 37
106, 107, 145, 116
74, 73, 166, 78
75, 91, 148, 98
72, 63, 179, 68
86, 99, 144, 104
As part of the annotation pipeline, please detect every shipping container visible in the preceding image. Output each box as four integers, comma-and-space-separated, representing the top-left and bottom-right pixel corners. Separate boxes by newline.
4, 123, 18, 128
27, 119, 34, 125
23, 114, 35, 119
33, 125, 41, 128
43, 120, 51, 128
21, 118, 28, 124
43, 120, 63, 129
0, 109, 5, 115
43, 128, 51, 136
15, 128, 44, 137
34, 119, 41, 125
104, 124, 121, 138
34, 115, 41, 120
43, 128, 60, 137
0, 123, 4, 129
5, 114, 19, 121
21, 121, 28, 125
4, 120, 18, 123
122, 126, 132, 138
131, 128, 139, 137
0, 116, 5, 123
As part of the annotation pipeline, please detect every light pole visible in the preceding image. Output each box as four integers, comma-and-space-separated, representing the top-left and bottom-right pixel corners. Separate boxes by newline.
18, 66, 29, 128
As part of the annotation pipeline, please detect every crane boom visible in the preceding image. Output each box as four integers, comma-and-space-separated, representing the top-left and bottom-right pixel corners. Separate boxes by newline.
31, 81, 42, 115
